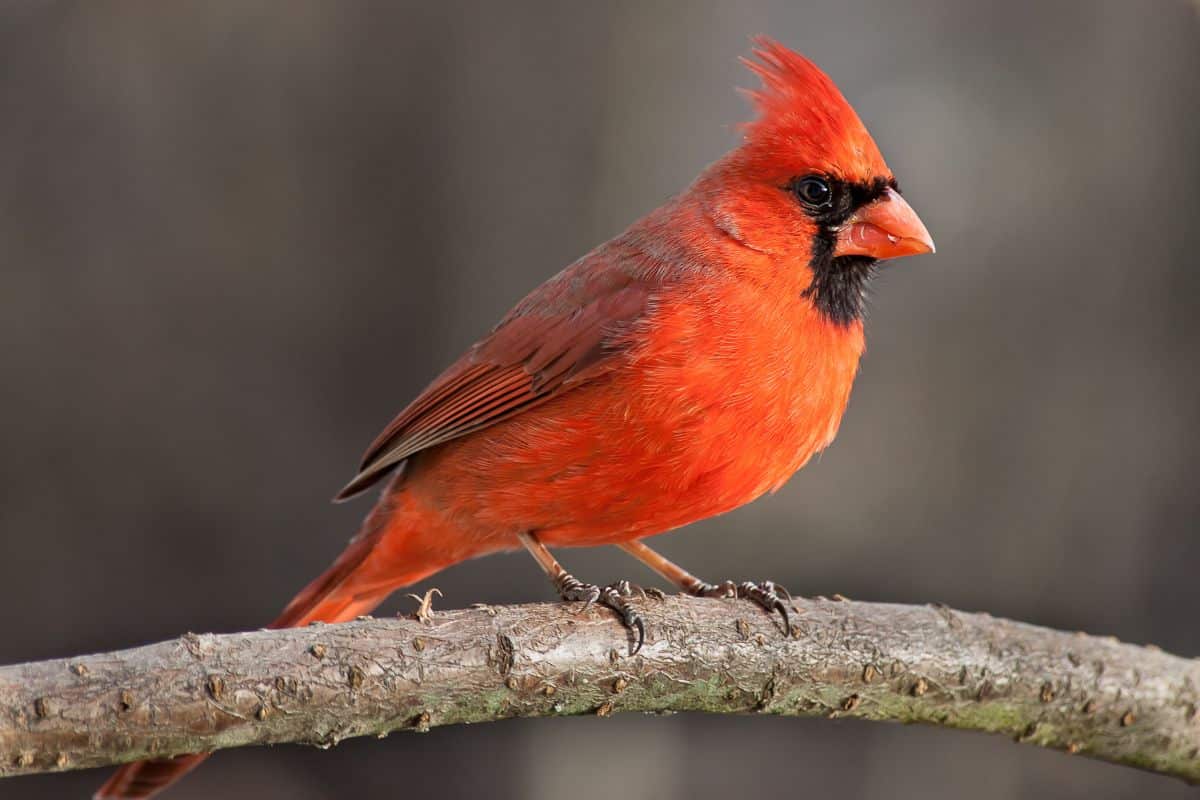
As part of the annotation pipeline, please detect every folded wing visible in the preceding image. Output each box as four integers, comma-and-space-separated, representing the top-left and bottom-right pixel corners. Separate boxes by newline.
335, 267, 650, 500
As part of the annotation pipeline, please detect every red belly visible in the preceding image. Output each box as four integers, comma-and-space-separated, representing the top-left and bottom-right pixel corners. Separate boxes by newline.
404, 311, 863, 552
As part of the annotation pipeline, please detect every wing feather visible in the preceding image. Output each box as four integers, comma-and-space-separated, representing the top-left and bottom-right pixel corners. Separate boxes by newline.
334, 271, 650, 501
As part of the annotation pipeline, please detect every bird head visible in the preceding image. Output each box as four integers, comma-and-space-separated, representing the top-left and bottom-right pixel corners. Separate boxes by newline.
706, 38, 934, 325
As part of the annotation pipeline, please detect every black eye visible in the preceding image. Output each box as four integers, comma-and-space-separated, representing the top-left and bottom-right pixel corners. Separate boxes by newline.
792, 175, 832, 209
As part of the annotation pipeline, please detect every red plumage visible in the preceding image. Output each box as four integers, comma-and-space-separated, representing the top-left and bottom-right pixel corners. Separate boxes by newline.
97, 37, 932, 798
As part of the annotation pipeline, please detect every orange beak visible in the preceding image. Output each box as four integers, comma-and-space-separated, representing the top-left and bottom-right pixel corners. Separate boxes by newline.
834, 188, 935, 260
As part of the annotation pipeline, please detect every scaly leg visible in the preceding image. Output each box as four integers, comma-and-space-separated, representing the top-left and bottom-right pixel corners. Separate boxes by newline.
518, 532, 645, 654
618, 540, 792, 633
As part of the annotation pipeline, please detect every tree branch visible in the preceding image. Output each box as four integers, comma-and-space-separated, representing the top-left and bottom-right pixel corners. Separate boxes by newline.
2, 596, 1197, 783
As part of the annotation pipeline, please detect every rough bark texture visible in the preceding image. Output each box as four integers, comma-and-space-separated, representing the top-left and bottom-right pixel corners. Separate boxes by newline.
2, 596, 1198, 783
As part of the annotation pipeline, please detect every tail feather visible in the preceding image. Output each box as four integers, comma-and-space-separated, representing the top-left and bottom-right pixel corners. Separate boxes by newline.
96, 491, 431, 799
94, 754, 209, 800
268, 524, 389, 630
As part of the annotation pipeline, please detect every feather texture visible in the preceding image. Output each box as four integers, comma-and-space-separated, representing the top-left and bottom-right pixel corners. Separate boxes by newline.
336, 269, 651, 500
97, 37, 931, 799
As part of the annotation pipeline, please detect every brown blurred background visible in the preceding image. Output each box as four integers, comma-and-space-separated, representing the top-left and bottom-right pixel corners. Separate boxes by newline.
2, 1, 1198, 798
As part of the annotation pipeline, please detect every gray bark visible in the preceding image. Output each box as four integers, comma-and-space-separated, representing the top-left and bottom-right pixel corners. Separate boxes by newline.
1, 596, 1197, 782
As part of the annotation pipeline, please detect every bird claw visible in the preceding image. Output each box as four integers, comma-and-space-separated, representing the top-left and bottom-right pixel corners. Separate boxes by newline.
554, 575, 646, 655
610, 579, 636, 598
737, 581, 791, 634
599, 583, 645, 655
693, 579, 792, 634
556, 574, 601, 610
692, 580, 738, 600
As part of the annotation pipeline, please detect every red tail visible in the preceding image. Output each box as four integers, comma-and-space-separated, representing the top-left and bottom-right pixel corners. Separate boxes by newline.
96, 490, 437, 798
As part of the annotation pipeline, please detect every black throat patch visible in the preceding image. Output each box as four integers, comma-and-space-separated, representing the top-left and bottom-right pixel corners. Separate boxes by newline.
788, 176, 894, 326
803, 240, 877, 326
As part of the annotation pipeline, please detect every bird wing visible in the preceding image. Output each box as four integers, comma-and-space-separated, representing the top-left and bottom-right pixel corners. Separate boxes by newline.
334, 264, 651, 500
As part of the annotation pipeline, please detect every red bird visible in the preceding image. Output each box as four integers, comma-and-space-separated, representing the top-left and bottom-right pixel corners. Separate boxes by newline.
98, 38, 933, 798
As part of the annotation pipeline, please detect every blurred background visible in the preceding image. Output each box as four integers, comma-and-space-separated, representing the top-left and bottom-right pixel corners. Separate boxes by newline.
2, 1, 1198, 798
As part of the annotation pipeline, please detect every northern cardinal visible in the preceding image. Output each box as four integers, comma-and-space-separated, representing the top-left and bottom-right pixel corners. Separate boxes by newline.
97, 38, 934, 798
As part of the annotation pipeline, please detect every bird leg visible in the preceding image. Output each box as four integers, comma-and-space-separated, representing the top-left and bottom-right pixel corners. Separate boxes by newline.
618, 540, 792, 633
518, 532, 645, 654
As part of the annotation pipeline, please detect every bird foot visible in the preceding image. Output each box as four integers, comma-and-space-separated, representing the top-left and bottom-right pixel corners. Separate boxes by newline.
554, 575, 646, 655
692, 580, 792, 633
